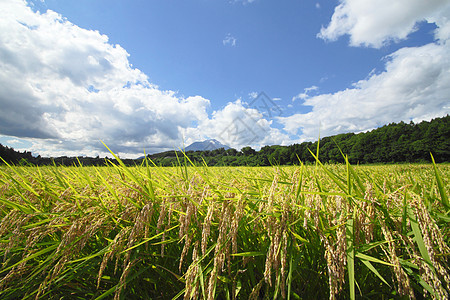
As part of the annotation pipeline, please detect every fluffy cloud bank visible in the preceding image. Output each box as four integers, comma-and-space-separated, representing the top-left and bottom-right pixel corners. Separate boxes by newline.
281, 0, 450, 141
192, 100, 289, 150
318, 0, 450, 48
0, 0, 280, 157
280, 42, 450, 139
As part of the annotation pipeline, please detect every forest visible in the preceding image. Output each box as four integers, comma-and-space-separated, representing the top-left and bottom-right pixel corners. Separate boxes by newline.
1, 115, 449, 166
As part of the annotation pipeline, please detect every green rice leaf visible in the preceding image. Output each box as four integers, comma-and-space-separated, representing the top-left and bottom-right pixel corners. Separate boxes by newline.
408, 206, 433, 267
431, 153, 449, 209
359, 259, 391, 287
231, 252, 264, 257
355, 252, 394, 267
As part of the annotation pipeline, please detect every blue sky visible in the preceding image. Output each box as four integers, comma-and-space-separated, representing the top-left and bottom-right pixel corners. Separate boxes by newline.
0, 0, 449, 157
29, 1, 389, 104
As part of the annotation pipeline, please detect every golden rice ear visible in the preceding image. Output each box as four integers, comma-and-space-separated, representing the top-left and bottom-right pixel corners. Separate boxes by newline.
379, 218, 415, 299
410, 196, 450, 299
201, 201, 215, 256
97, 227, 130, 288
0, 157, 449, 299
114, 259, 138, 300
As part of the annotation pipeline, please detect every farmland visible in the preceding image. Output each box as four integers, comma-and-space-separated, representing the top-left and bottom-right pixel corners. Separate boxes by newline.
0, 157, 449, 299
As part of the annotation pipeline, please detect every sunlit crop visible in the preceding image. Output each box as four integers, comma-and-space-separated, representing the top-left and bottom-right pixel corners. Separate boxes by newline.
0, 152, 449, 299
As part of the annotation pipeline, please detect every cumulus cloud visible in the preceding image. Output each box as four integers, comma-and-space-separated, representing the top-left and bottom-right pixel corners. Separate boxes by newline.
292, 86, 318, 101
0, 0, 287, 156
0, 0, 214, 157
278, 1, 450, 142
279, 41, 450, 140
186, 100, 289, 150
6, 139, 22, 145
318, 0, 450, 48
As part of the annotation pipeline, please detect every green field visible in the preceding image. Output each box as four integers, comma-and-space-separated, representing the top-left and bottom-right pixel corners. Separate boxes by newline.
0, 157, 449, 299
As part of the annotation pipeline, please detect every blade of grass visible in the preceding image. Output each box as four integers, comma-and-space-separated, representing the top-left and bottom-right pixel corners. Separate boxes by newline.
307, 148, 348, 194
94, 265, 152, 300
408, 206, 433, 267
430, 153, 448, 209
1, 243, 58, 274
355, 252, 394, 267
359, 259, 391, 287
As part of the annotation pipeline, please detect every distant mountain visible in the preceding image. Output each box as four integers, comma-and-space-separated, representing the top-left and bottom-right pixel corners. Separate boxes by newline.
185, 139, 230, 151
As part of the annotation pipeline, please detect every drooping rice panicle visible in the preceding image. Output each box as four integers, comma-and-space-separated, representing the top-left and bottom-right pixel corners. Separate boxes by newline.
0, 158, 448, 299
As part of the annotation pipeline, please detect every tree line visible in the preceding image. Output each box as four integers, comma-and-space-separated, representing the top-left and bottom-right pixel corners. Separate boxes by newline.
1, 115, 449, 166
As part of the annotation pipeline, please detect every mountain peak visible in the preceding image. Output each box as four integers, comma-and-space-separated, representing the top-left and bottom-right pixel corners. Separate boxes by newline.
185, 139, 230, 151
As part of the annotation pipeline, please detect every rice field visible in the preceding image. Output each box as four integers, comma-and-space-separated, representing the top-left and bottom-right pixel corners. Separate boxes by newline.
0, 153, 449, 299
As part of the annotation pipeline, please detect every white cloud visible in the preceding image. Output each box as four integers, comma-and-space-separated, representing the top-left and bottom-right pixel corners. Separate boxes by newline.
0, 0, 212, 157
279, 41, 450, 140
6, 139, 22, 145
318, 0, 450, 48
279, 1, 450, 142
193, 100, 289, 150
223, 33, 237, 47
0, 0, 288, 157
292, 86, 318, 101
